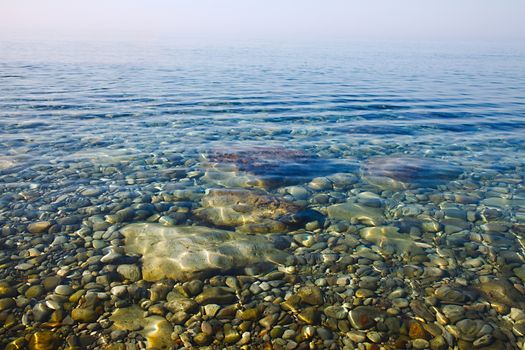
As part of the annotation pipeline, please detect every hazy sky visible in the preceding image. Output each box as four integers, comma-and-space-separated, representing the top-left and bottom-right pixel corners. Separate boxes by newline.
1, 0, 524, 42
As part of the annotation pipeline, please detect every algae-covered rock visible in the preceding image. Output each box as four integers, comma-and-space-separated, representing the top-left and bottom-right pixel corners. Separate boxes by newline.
121, 223, 289, 282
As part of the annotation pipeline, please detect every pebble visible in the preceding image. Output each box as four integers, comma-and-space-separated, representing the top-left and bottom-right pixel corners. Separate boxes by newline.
195, 287, 237, 305
116, 264, 142, 282
349, 306, 382, 330
71, 308, 98, 323
55, 285, 73, 296
324, 305, 347, 319
27, 221, 52, 234
297, 285, 323, 305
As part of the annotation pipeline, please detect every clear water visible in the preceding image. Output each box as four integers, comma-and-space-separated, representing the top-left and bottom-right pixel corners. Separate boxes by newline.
1, 40, 525, 348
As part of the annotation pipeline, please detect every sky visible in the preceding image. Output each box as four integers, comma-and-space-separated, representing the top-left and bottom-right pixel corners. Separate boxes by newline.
1, 0, 524, 42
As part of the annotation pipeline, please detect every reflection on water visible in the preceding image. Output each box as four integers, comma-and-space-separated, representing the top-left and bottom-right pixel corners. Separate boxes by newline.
0, 41, 525, 349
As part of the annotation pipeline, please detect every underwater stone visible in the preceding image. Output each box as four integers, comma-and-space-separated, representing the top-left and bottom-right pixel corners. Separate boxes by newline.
362, 156, 462, 190
201, 147, 356, 188
110, 306, 173, 349
478, 279, 525, 308
194, 188, 300, 232
360, 226, 430, 256
327, 202, 385, 226
28, 331, 61, 350
121, 223, 289, 282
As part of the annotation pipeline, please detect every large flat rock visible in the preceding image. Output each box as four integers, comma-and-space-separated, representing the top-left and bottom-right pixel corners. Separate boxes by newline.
121, 223, 289, 282
327, 202, 385, 226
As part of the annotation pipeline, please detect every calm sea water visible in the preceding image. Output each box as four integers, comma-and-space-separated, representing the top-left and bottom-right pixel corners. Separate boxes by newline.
1, 41, 524, 170
1, 41, 525, 348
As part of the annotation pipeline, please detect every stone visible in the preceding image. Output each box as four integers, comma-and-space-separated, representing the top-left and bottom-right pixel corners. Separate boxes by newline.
0, 298, 15, 311
409, 321, 428, 339
413, 339, 430, 349
166, 297, 199, 314
54, 285, 73, 296
121, 223, 289, 281
202, 147, 356, 189
327, 202, 385, 226
297, 285, 323, 305
33, 303, 53, 322
0, 282, 16, 298
238, 308, 259, 321
224, 327, 241, 345
298, 306, 320, 325
455, 319, 490, 341
193, 333, 213, 346
362, 156, 462, 190
142, 316, 174, 349
194, 188, 300, 232
410, 300, 435, 322
110, 306, 173, 348
110, 306, 144, 331
473, 334, 494, 347
71, 308, 99, 323
195, 287, 237, 305
28, 331, 61, 350
43, 277, 61, 291
430, 335, 448, 350
367, 331, 382, 343
348, 306, 384, 330
435, 285, 475, 304
324, 305, 347, 320
117, 264, 142, 282
25, 285, 44, 299
360, 226, 430, 256
27, 221, 52, 234
478, 279, 525, 308
204, 304, 221, 317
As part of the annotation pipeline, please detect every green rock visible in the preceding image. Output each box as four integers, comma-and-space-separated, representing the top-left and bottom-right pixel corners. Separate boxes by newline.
478, 279, 525, 308
43, 276, 61, 291
193, 332, 213, 346
297, 285, 323, 305
298, 306, 320, 325
25, 285, 44, 299
0, 282, 17, 298
238, 308, 260, 321
0, 298, 15, 311
195, 287, 237, 305
116, 264, 142, 282
71, 308, 98, 323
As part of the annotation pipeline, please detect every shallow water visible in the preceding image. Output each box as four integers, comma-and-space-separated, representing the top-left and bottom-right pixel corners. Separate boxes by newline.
1, 41, 525, 349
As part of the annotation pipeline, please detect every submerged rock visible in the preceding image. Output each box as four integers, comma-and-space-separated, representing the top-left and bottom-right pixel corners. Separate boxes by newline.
477, 278, 525, 308
110, 306, 173, 349
327, 202, 385, 226
194, 188, 308, 233
348, 306, 384, 330
360, 226, 431, 256
362, 156, 463, 190
28, 331, 61, 350
201, 146, 356, 189
121, 223, 289, 281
